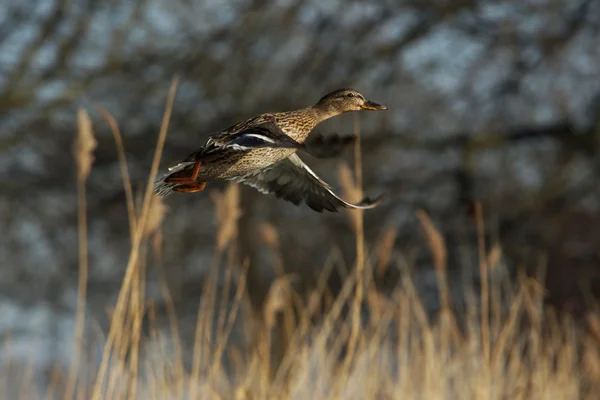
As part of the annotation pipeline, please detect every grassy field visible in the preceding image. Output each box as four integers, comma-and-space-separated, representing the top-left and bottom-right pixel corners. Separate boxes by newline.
5, 79, 599, 399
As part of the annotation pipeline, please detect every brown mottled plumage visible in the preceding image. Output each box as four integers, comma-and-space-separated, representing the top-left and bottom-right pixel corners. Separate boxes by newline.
154, 88, 387, 212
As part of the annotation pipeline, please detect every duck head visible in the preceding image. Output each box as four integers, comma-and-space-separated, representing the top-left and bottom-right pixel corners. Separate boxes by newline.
314, 88, 387, 118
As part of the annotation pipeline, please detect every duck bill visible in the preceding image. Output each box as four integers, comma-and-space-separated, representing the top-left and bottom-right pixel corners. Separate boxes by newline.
361, 100, 387, 110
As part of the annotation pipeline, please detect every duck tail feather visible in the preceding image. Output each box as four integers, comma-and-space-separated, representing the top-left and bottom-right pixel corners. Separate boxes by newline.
153, 178, 178, 197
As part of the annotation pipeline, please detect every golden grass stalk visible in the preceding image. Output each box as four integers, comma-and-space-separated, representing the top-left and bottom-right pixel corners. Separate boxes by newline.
97, 107, 138, 237
189, 260, 220, 398
375, 227, 397, 278
65, 108, 97, 400
259, 222, 284, 277
336, 114, 367, 373
73, 109, 97, 182
91, 76, 179, 400
415, 210, 451, 312
144, 196, 168, 238
474, 203, 490, 370
211, 182, 242, 252
212, 262, 249, 375
263, 275, 297, 330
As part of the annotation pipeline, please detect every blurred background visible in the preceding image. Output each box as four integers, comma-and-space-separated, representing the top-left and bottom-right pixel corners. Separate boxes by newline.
1, 0, 600, 393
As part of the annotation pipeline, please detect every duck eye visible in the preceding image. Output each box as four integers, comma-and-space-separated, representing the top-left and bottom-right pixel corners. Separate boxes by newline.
346, 93, 355, 98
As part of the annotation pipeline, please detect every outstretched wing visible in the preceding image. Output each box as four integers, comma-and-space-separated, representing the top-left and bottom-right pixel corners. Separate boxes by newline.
303, 132, 356, 159
233, 154, 383, 212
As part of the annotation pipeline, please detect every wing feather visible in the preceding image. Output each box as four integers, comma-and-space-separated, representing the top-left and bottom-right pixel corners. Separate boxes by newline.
202, 118, 302, 155
233, 154, 383, 212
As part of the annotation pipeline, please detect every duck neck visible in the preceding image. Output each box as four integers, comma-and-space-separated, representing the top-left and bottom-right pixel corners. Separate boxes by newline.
311, 102, 344, 124
281, 105, 343, 143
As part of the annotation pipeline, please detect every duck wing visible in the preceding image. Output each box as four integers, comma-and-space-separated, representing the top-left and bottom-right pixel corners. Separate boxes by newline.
303, 132, 356, 158
206, 119, 303, 153
163, 117, 303, 174
233, 154, 383, 212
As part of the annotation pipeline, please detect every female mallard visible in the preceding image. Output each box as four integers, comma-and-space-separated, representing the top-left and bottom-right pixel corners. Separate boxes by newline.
154, 88, 387, 212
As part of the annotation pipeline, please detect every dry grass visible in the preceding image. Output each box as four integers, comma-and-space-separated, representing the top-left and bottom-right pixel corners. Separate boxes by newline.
3, 83, 600, 399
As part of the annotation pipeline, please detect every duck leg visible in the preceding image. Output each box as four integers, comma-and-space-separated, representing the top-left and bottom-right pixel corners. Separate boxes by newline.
164, 160, 207, 192
164, 160, 202, 184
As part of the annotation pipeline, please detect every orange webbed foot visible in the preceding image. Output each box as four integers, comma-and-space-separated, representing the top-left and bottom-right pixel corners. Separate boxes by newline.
173, 181, 207, 193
